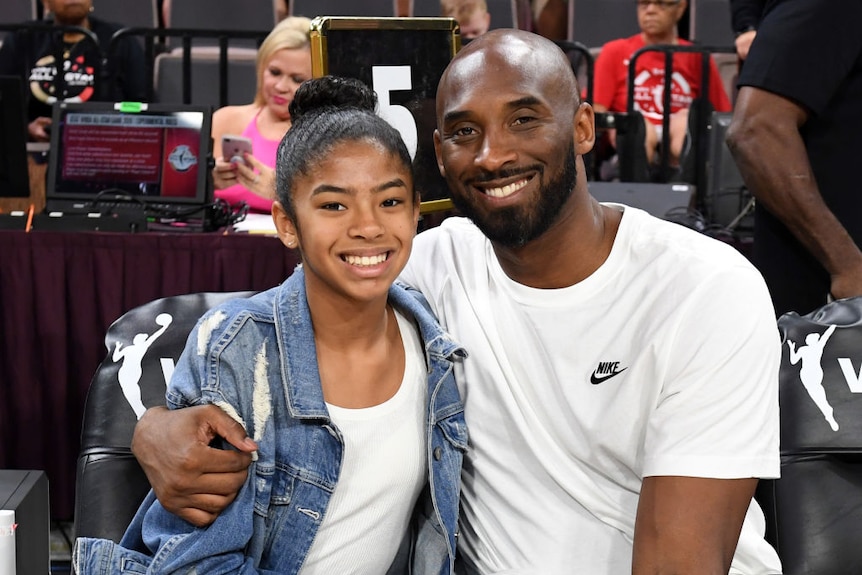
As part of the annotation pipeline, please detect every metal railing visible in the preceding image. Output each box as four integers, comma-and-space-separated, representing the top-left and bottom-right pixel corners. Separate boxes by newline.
108, 27, 270, 108
626, 43, 737, 193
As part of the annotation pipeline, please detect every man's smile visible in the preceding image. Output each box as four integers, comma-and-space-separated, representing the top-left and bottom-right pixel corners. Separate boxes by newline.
480, 177, 530, 198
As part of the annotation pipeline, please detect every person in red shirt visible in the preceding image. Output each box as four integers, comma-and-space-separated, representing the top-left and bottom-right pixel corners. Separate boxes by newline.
592, 0, 731, 169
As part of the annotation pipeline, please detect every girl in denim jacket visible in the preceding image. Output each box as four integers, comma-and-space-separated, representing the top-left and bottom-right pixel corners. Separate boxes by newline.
74, 76, 468, 574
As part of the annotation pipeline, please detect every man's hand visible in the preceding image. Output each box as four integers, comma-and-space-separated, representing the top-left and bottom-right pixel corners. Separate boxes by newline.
831, 263, 862, 302
131, 405, 257, 527
734, 30, 757, 60
28, 117, 51, 142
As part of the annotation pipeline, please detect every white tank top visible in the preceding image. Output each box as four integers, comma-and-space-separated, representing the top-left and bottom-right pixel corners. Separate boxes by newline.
300, 308, 427, 574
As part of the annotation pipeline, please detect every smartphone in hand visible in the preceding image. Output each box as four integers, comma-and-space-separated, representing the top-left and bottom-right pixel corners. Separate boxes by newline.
221, 134, 253, 166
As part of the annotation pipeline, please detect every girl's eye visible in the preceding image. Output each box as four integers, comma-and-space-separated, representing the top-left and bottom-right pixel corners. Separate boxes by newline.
381, 198, 403, 208
320, 202, 345, 211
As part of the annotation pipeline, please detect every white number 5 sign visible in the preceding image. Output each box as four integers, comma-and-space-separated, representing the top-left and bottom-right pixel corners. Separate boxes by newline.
372, 65, 418, 159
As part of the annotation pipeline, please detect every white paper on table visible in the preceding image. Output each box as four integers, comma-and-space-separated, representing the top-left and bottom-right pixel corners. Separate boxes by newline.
232, 213, 278, 235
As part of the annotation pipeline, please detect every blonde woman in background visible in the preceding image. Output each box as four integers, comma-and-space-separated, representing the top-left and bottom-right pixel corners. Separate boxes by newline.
211, 16, 312, 213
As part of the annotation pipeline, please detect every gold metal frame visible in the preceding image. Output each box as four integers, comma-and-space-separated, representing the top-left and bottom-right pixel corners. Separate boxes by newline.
310, 17, 461, 77
419, 198, 454, 214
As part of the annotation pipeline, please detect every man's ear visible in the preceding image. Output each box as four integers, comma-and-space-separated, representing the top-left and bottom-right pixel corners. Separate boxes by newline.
574, 102, 596, 156
433, 129, 446, 178
272, 201, 299, 250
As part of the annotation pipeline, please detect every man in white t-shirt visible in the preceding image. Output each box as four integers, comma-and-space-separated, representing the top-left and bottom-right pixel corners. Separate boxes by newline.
130, 29, 782, 574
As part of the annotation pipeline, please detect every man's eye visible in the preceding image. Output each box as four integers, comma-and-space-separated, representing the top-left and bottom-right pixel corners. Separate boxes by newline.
453, 126, 476, 137
381, 198, 403, 208
513, 115, 536, 126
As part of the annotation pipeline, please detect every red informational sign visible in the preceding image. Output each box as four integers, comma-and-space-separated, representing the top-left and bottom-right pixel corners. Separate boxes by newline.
61, 124, 163, 183
58, 113, 203, 199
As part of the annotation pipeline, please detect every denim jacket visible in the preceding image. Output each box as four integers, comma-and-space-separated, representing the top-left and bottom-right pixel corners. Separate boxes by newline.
74, 267, 468, 574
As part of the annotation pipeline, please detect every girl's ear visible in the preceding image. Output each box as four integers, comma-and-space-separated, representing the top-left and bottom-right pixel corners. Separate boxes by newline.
272, 201, 299, 249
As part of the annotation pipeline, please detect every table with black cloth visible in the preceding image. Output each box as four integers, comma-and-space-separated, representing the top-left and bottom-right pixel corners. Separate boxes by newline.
0, 230, 301, 520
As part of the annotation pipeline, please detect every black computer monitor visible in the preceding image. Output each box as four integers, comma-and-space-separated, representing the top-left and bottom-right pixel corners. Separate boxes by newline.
0, 76, 30, 198
44, 101, 214, 214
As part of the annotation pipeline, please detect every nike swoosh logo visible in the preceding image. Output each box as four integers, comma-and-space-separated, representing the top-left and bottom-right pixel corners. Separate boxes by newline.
590, 367, 628, 385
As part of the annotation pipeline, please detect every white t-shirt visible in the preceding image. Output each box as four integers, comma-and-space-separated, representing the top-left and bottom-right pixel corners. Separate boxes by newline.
300, 309, 427, 574
400, 206, 782, 574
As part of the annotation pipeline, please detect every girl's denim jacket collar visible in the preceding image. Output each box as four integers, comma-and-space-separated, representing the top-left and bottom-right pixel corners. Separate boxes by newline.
74, 267, 468, 574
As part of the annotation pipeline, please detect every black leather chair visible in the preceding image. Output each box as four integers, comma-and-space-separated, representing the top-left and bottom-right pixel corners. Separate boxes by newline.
73, 291, 255, 543
757, 297, 862, 575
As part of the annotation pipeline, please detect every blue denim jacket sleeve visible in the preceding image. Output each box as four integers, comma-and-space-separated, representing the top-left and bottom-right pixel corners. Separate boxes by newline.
144, 473, 266, 574
147, 308, 273, 573
75, 476, 267, 574
75, 307, 276, 574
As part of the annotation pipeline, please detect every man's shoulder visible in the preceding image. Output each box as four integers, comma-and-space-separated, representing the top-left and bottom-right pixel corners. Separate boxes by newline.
618, 209, 775, 329
622, 206, 755, 273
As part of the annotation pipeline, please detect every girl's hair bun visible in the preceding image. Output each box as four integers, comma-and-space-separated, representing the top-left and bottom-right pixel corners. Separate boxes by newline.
288, 76, 377, 122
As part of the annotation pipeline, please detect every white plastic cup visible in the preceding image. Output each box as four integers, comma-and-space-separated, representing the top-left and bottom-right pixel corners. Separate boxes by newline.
0, 510, 16, 575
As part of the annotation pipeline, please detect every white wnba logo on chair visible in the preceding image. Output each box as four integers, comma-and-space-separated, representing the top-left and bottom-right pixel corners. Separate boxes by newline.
787, 325, 840, 431
112, 313, 174, 419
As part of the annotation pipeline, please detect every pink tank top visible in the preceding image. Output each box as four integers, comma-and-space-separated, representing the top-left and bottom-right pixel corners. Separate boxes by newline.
215, 110, 282, 214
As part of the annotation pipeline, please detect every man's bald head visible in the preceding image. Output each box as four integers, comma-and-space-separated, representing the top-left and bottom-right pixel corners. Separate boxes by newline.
437, 29, 581, 119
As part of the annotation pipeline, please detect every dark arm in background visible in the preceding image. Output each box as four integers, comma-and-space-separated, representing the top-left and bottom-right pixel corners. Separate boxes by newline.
726, 86, 862, 301
131, 405, 257, 527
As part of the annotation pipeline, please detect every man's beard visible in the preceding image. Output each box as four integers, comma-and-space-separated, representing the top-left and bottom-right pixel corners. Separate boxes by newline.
450, 142, 578, 248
